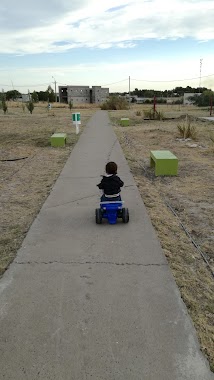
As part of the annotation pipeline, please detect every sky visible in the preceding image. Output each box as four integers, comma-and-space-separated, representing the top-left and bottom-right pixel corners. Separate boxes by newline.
0, 0, 214, 93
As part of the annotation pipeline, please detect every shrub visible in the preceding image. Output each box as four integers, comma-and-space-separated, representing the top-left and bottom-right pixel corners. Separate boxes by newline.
2, 98, 8, 114
27, 101, 34, 114
177, 118, 197, 139
157, 98, 167, 104
69, 100, 73, 110
101, 96, 129, 110
144, 109, 164, 120
136, 111, 141, 116
172, 99, 183, 105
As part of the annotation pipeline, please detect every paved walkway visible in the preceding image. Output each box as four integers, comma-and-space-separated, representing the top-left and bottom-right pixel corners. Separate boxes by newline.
0, 111, 213, 379
200, 116, 214, 121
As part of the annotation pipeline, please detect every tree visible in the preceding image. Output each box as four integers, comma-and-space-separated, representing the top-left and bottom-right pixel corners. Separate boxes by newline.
46, 85, 55, 102
31, 91, 39, 103
37, 91, 48, 102
6, 90, 21, 101
27, 101, 34, 114
190, 90, 214, 107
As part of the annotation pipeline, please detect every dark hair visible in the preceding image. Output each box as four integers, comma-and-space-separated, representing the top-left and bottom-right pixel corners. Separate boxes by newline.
106, 162, 117, 175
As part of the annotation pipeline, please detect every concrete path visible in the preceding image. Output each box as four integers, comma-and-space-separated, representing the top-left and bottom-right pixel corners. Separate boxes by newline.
199, 116, 214, 121
0, 111, 213, 380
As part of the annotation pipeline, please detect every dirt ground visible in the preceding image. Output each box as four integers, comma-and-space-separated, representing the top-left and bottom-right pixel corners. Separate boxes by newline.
110, 104, 214, 371
0, 102, 213, 371
0, 102, 97, 276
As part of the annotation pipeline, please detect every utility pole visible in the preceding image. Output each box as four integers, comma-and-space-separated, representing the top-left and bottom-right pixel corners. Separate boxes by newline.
153, 95, 156, 113
129, 76, 131, 109
52, 76, 57, 103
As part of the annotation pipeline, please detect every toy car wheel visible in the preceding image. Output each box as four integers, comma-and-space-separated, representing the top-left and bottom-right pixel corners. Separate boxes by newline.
117, 208, 122, 217
122, 208, 129, 223
95, 208, 102, 224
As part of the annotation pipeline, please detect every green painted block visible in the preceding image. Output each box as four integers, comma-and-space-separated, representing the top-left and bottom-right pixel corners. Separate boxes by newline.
120, 118, 129, 126
150, 150, 178, 176
51, 133, 67, 147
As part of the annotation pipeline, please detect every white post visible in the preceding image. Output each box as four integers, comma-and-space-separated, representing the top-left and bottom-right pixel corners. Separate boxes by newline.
72, 112, 80, 134
76, 120, 79, 135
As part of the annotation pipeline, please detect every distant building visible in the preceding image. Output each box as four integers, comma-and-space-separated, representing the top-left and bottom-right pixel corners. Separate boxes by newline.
16, 94, 31, 102
135, 97, 146, 104
59, 85, 109, 104
183, 93, 201, 105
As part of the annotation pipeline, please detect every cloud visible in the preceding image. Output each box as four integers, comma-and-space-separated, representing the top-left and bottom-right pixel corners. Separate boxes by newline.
0, 0, 86, 30
0, 0, 214, 54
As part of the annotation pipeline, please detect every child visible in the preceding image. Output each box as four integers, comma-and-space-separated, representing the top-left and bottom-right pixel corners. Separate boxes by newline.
97, 162, 124, 202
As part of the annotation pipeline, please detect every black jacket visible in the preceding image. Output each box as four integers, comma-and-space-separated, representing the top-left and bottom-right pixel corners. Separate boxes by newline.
97, 175, 124, 195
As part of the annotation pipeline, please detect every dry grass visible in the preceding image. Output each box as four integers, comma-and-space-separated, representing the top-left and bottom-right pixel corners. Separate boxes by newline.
110, 105, 214, 371
0, 103, 97, 275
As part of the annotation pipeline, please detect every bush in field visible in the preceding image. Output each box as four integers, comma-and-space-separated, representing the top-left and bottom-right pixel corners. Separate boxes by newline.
27, 101, 34, 114
101, 96, 129, 110
144, 109, 164, 120
69, 100, 73, 110
157, 98, 167, 104
177, 118, 197, 140
172, 99, 183, 105
189, 90, 214, 107
1, 98, 8, 114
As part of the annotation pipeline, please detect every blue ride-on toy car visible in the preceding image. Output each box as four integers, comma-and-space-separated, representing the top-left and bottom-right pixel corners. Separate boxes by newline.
95, 201, 129, 225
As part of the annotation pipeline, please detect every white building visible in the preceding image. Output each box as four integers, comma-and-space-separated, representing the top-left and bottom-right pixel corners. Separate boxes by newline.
59, 85, 109, 104
183, 93, 201, 105
16, 94, 31, 102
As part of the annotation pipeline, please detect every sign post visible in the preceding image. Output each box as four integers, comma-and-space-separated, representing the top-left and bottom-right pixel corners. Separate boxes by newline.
72, 112, 81, 134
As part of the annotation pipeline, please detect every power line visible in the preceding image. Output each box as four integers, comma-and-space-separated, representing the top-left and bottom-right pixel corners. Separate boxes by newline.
57, 79, 128, 87
57, 82, 68, 85
1, 72, 213, 89
101, 78, 128, 86
0, 82, 51, 87
132, 73, 214, 83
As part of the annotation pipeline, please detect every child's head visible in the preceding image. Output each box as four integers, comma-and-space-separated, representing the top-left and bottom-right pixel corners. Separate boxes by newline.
105, 162, 117, 175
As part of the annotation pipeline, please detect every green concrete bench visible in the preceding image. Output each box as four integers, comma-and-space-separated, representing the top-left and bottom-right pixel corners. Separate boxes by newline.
51, 133, 67, 147
120, 118, 129, 126
150, 150, 178, 176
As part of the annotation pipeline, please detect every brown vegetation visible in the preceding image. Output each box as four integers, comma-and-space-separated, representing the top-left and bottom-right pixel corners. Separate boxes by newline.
0, 103, 96, 275
111, 105, 214, 371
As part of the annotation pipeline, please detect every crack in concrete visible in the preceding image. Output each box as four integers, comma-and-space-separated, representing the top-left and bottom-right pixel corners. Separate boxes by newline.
107, 139, 118, 162
45, 194, 98, 210
14, 260, 167, 267
59, 175, 101, 180
43, 185, 135, 210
